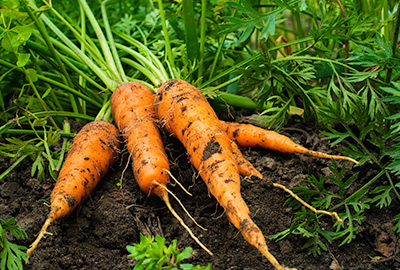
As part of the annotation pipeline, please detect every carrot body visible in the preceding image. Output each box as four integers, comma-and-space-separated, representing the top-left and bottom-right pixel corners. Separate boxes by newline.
154, 79, 294, 270
111, 82, 212, 255
110, 82, 169, 197
27, 120, 120, 257
221, 121, 359, 165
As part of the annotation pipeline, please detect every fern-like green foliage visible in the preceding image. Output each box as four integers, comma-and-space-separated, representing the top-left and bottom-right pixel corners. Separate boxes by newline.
127, 234, 211, 270
0, 218, 28, 270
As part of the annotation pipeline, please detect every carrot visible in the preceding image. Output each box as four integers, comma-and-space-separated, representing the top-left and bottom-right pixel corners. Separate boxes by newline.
110, 82, 169, 197
27, 120, 120, 258
110, 81, 212, 255
154, 79, 295, 270
220, 121, 360, 165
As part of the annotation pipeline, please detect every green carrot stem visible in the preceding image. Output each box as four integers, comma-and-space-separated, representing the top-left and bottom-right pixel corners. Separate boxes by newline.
24, 39, 89, 71
0, 111, 95, 135
120, 58, 161, 86
116, 43, 166, 82
157, 0, 176, 74
100, 0, 127, 82
198, 0, 207, 81
3, 129, 75, 137
78, 0, 121, 82
114, 31, 169, 80
0, 59, 102, 108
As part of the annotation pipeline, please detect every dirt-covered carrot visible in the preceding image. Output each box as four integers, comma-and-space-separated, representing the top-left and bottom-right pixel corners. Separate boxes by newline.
154, 79, 295, 270
221, 121, 359, 165
110, 81, 212, 255
111, 82, 170, 197
27, 120, 120, 258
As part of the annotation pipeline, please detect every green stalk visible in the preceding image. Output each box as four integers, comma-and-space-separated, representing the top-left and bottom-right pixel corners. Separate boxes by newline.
115, 31, 170, 80
0, 111, 95, 135
182, 0, 199, 62
0, 59, 102, 108
209, 34, 227, 80
198, 0, 207, 80
116, 43, 167, 82
25, 39, 89, 71
157, 0, 176, 75
24, 66, 59, 129
382, 0, 389, 42
61, 57, 106, 94
121, 58, 161, 86
209, 8, 237, 79
331, 170, 386, 211
95, 100, 112, 122
386, 4, 400, 83
100, 0, 127, 83
42, 126, 57, 173
78, 0, 121, 83
55, 121, 71, 173
113, 31, 168, 77
211, 75, 243, 91
211, 91, 267, 111
294, 10, 304, 48
29, 0, 116, 89
0, 142, 44, 181
4, 129, 75, 137
202, 53, 262, 88
24, 4, 80, 114
78, 0, 120, 81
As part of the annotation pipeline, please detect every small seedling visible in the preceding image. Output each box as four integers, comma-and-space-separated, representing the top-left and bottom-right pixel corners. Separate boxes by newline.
127, 233, 211, 270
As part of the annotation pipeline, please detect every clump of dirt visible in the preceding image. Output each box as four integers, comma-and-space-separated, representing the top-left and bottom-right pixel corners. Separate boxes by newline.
1, 118, 400, 270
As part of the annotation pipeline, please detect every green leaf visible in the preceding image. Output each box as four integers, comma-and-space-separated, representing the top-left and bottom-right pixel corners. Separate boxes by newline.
239, 22, 255, 43
299, 0, 307, 11
25, 68, 38, 82
183, 0, 199, 61
370, 185, 392, 208
321, 128, 351, 146
1, 32, 14, 52
175, 247, 192, 263
0, 218, 28, 270
17, 53, 30, 67
259, 15, 275, 40
375, 32, 392, 59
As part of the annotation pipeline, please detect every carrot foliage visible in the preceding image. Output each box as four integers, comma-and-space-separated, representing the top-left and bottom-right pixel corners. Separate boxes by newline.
0, 218, 28, 270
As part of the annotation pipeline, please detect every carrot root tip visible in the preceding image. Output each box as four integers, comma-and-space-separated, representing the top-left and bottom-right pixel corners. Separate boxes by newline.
26, 217, 53, 258
273, 182, 343, 223
157, 186, 213, 256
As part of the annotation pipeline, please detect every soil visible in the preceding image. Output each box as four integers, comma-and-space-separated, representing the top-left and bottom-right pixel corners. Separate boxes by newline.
1, 114, 400, 270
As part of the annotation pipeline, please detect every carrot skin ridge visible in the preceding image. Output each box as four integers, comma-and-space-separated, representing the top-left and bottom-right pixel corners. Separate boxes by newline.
221, 121, 360, 165
27, 120, 120, 258
154, 79, 295, 270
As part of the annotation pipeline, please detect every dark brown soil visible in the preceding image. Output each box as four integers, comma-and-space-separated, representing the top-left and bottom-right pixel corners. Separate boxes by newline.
1, 117, 400, 270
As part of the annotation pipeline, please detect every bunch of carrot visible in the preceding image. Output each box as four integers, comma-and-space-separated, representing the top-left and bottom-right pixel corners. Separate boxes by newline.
27, 79, 358, 270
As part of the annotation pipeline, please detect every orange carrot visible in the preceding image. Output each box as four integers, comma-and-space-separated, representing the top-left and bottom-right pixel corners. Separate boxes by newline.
154, 79, 295, 270
111, 82, 169, 197
221, 121, 359, 165
27, 120, 120, 258
110, 81, 212, 255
